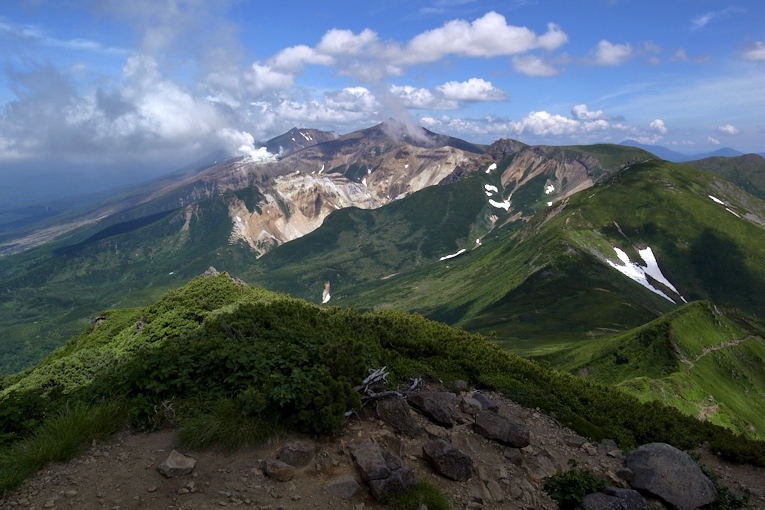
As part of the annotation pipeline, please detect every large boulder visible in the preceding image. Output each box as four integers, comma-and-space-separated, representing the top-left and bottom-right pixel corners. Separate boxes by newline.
625, 443, 716, 510
264, 459, 295, 482
422, 439, 475, 481
348, 441, 416, 501
376, 398, 422, 437
473, 410, 530, 448
407, 391, 460, 427
581, 487, 649, 510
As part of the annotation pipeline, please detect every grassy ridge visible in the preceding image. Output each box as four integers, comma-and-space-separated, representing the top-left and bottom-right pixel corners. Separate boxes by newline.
1, 274, 765, 495
542, 301, 765, 437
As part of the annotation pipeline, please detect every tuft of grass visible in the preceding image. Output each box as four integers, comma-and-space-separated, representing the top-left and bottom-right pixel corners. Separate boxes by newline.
0, 401, 125, 493
384, 480, 451, 510
177, 398, 285, 451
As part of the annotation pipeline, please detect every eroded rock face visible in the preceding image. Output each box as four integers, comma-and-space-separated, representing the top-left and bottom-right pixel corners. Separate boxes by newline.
473, 409, 530, 448
348, 441, 416, 501
625, 443, 716, 510
157, 450, 196, 478
422, 439, 475, 482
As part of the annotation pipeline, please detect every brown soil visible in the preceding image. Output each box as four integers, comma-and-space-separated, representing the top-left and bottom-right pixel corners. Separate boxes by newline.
2, 388, 764, 510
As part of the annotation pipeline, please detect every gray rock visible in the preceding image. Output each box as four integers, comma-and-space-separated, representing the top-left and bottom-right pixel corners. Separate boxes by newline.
277, 441, 315, 467
473, 410, 530, 448
323, 474, 361, 499
564, 434, 587, 447
422, 439, 475, 481
503, 447, 522, 463
407, 391, 459, 427
157, 450, 196, 478
376, 398, 421, 437
264, 459, 295, 482
625, 443, 716, 510
423, 423, 449, 439
582, 487, 650, 510
348, 441, 416, 501
471, 392, 498, 412
460, 396, 482, 415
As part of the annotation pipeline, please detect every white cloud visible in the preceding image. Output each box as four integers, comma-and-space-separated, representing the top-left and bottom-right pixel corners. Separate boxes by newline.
571, 104, 608, 121
246, 64, 294, 94
649, 119, 667, 134
389, 85, 458, 110
316, 28, 378, 55
512, 55, 561, 77
741, 42, 765, 62
717, 124, 740, 135
591, 40, 634, 66
436, 78, 507, 101
325, 87, 379, 112
671, 48, 689, 62
707, 136, 721, 145
691, 7, 744, 30
398, 14, 567, 66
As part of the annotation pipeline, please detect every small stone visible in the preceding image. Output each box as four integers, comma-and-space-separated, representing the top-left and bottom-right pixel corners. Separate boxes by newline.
278, 441, 316, 468
264, 459, 295, 482
607, 449, 623, 458
471, 392, 498, 412
44, 500, 55, 508
503, 447, 522, 461
460, 396, 482, 416
563, 434, 587, 448
177, 488, 190, 495
453, 380, 469, 391
290, 495, 301, 501
147, 486, 157, 493
157, 450, 196, 478
64, 490, 77, 498
423, 424, 448, 439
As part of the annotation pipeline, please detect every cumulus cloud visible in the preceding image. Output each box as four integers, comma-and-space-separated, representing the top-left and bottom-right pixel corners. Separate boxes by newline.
389, 85, 458, 110
436, 78, 507, 101
511, 55, 561, 77
571, 104, 611, 121
398, 14, 567, 66
590, 40, 634, 66
741, 42, 765, 62
325, 87, 379, 112
707, 136, 720, 145
649, 119, 667, 134
717, 124, 740, 135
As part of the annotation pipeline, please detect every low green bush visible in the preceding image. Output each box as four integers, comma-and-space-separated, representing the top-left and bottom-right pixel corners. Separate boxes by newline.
543, 461, 606, 510
384, 480, 451, 510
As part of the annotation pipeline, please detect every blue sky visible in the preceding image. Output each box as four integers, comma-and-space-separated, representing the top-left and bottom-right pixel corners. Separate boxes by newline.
1, 0, 764, 187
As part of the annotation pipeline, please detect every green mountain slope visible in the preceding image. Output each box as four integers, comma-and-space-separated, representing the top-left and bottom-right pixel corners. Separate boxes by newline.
3, 273, 764, 489
253, 160, 765, 357
541, 302, 765, 438
684, 153, 765, 200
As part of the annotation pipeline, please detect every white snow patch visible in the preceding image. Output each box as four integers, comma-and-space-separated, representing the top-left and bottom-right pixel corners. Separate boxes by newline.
168, 272, 174, 275
318, 164, 324, 174
547, 201, 553, 207
236, 216, 242, 222
439, 249, 466, 261
405, 164, 409, 169
726, 208, 741, 218
300, 131, 311, 141
367, 168, 371, 174
545, 185, 555, 194
485, 191, 494, 197
291, 137, 295, 141
708, 195, 725, 205
322, 293, 331, 304
475, 238, 481, 245
486, 163, 497, 174
362, 177, 367, 186
606, 246, 683, 304
484, 184, 498, 193
294, 170, 300, 174
489, 199, 510, 211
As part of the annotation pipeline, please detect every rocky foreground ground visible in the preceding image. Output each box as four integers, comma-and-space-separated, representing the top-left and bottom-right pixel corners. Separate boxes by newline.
2, 383, 763, 510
